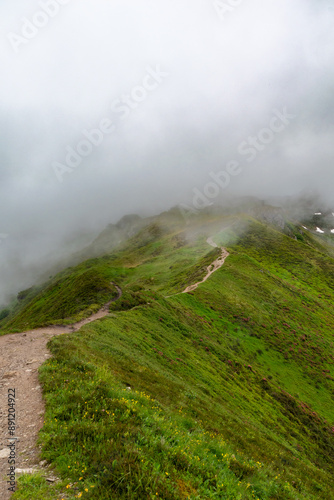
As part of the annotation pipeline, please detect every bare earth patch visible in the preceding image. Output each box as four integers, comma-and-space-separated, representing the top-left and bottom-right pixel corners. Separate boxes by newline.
0, 284, 122, 499
182, 238, 229, 294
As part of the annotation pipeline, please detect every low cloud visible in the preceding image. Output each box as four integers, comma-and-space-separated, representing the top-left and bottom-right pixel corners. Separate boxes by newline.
0, 0, 333, 304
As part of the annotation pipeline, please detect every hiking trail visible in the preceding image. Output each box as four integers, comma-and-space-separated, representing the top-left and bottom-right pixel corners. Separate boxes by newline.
0, 235, 229, 498
182, 237, 229, 294
0, 284, 122, 499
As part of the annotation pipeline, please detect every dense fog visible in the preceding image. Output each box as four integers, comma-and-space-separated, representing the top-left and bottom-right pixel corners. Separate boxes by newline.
0, 0, 333, 304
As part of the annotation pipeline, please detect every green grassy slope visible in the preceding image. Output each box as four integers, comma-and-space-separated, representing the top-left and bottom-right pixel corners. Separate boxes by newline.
0, 267, 118, 331
8, 211, 334, 499
0, 211, 225, 332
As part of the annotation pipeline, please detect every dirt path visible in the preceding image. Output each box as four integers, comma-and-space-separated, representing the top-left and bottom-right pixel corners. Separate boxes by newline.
182, 237, 229, 294
0, 239, 229, 498
0, 283, 122, 499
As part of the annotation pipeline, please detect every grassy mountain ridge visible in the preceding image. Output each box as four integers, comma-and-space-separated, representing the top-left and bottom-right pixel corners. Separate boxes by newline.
5, 207, 334, 499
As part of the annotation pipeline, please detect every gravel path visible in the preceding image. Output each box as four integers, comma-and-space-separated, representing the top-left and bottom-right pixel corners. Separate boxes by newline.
0, 283, 122, 499
182, 237, 229, 293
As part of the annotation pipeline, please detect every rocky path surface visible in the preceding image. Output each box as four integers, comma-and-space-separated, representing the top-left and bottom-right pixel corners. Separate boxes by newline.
182, 237, 229, 293
0, 283, 122, 499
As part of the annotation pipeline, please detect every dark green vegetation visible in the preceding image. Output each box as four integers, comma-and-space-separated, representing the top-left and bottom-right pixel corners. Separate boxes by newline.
5, 208, 334, 499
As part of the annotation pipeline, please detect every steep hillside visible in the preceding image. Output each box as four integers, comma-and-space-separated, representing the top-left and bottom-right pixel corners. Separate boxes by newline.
3, 209, 334, 499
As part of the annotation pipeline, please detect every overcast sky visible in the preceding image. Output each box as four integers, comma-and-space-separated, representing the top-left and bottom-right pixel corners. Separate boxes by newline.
0, 0, 333, 303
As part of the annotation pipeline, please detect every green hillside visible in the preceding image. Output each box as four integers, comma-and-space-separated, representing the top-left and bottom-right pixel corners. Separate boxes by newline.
5, 208, 334, 499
